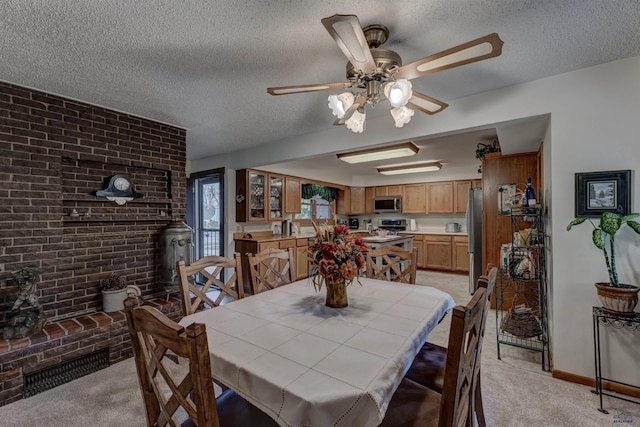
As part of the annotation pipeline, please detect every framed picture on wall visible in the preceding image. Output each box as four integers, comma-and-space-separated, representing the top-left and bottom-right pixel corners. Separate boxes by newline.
574, 170, 631, 217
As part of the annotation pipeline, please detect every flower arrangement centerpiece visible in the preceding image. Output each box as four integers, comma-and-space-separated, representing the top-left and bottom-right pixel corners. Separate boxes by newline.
308, 223, 367, 308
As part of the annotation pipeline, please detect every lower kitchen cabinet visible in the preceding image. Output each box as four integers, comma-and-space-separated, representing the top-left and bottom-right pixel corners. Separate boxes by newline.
235, 237, 298, 293
424, 235, 453, 271
411, 235, 425, 268
452, 236, 469, 272
398, 234, 471, 273
295, 238, 310, 280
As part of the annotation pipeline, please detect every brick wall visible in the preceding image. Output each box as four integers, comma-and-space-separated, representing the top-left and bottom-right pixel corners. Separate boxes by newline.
0, 81, 187, 405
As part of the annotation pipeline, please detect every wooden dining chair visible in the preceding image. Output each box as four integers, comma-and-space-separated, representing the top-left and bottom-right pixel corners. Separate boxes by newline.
247, 247, 295, 294
380, 286, 488, 427
176, 254, 244, 316
124, 298, 279, 427
403, 264, 498, 427
365, 246, 418, 284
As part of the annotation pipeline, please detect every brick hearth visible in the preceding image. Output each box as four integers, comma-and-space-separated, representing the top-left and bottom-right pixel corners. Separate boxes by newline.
0, 296, 181, 405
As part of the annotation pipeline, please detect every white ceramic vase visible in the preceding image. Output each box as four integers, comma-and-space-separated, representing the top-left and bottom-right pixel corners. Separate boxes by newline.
102, 285, 141, 313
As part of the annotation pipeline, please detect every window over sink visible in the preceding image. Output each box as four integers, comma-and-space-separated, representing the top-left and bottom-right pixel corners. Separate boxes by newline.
296, 195, 334, 223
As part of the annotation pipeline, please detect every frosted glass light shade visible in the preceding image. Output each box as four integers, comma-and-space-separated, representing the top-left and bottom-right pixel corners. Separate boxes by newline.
384, 79, 413, 108
390, 106, 414, 127
345, 109, 365, 133
328, 92, 355, 119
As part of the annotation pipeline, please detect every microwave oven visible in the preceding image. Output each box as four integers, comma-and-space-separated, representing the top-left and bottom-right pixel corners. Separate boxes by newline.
374, 196, 402, 213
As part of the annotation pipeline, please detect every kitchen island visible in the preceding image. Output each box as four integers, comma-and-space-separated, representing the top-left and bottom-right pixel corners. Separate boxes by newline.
360, 234, 413, 251
360, 235, 414, 281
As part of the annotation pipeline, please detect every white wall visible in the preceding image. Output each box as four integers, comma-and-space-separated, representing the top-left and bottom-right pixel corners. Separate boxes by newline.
190, 54, 640, 384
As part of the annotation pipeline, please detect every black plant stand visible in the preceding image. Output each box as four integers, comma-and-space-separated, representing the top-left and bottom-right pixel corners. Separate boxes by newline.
591, 306, 640, 413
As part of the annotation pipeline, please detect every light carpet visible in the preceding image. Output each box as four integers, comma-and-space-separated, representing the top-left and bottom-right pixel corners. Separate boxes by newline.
0, 271, 638, 426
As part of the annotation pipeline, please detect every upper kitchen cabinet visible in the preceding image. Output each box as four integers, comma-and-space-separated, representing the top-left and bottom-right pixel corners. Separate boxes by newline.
453, 180, 472, 214
267, 174, 285, 221
402, 183, 427, 214
365, 187, 375, 215
284, 176, 301, 213
427, 181, 454, 213
236, 169, 285, 222
375, 185, 403, 197
350, 187, 365, 215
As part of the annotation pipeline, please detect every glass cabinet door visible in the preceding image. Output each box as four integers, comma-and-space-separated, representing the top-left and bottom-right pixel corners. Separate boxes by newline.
248, 170, 266, 221
268, 174, 284, 221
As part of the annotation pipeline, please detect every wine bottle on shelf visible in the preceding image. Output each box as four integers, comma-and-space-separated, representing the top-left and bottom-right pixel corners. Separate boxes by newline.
525, 178, 536, 210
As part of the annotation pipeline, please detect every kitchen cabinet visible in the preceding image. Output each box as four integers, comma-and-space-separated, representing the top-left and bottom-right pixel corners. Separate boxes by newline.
472, 179, 482, 188
268, 174, 285, 221
453, 180, 471, 214
424, 235, 453, 270
350, 187, 365, 214
236, 169, 266, 222
284, 176, 301, 213
405, 233, 469, 272
236, 169, 286, 222
295, 238, 310, 280
234, 235, 298, 293
337, 188, 349, 215
411, 234, 426, 268
452, 236, 469, 272
427, 182, 454, 213
375, 185, 403, 197
365, 187, 375, 215
402, 183, 427, 213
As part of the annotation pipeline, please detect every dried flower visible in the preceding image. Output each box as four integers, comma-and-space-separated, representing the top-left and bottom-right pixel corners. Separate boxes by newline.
308, 223, 367, 291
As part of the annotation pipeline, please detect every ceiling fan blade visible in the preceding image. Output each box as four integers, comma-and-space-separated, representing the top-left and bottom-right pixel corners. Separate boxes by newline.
395, 33, 504, 80
267, 82, 352, 96
407, 92, 449, 115
321, 14, 377, 74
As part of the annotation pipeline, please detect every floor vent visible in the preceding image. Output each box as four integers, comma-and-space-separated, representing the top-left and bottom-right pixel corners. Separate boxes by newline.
23, 348, 110, 398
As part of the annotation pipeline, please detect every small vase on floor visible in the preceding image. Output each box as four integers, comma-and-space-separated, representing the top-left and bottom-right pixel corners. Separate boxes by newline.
325, 282, 348, 308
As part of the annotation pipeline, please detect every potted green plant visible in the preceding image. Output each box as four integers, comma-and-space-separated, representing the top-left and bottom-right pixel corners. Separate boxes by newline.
100, 274, 141, 313
567, 212, 640, 313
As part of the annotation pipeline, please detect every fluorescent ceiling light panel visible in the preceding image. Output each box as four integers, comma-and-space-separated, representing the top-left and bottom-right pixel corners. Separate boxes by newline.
337, 141, 419, 164
377, 161, 442, 175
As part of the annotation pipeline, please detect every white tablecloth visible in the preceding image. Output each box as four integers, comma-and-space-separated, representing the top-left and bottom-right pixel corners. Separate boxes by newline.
180, 277, 455, 427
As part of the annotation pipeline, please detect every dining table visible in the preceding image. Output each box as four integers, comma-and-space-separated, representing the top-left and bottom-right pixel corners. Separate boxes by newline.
179, 277, 455, 427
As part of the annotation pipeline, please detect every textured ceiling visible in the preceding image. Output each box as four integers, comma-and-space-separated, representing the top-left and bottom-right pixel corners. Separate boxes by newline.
1, 1, 639, 162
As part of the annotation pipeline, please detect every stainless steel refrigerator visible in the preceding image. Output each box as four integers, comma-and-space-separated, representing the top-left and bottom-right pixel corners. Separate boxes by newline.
466, 187, 483, 293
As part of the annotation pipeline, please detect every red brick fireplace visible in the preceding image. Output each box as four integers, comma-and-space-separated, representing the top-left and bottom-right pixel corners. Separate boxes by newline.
0, 81, 187, 406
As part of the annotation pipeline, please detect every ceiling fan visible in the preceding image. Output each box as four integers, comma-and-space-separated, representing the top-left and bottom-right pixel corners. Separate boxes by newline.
267, 14, 503, 133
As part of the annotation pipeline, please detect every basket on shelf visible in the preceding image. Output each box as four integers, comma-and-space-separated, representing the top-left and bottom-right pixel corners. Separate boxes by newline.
501, 303, 542, 338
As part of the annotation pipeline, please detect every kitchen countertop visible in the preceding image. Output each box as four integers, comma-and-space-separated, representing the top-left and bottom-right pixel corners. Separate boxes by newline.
233, 233, 313, 242
399, 230, 468, 237
349, 229, 468, 237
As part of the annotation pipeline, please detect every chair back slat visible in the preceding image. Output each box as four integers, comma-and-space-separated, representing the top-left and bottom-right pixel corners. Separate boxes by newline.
365, 246, 417, 284
177, 254, 244, 316
438, 287, 487, 427
125, 299, 219, 427
247, 247, 295, 294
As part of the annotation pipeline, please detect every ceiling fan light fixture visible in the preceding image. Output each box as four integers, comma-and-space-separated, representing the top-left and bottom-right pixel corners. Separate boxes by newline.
377, 161, 442, 175
345, 108, 366, 133
336, 141, 419, 164
390, 106, 414, 128
384, 79, 413, 108
328, 92, 355, 118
